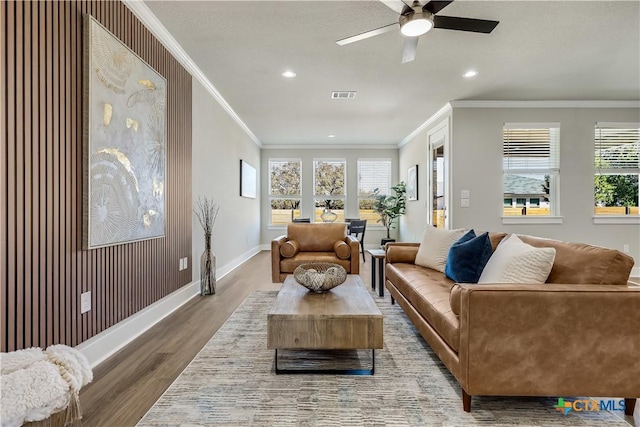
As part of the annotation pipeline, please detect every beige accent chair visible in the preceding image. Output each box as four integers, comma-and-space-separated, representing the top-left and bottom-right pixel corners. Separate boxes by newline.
271, 223, 360, 283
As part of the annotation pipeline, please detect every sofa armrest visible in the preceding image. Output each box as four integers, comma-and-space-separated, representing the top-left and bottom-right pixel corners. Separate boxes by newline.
386, 243, 419, 264
456, 283, 640, 397
271, 235, 287, 282
346, 235, 360, 274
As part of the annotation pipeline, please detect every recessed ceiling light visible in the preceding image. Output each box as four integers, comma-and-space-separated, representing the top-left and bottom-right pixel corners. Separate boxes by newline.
463, 70, 478, 78
281, 70, 296, 78
328, 134, 336, 138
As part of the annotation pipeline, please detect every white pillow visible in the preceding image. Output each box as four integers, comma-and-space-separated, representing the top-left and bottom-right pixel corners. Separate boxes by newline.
478, 234, 556, 284
415, 227, 467, 272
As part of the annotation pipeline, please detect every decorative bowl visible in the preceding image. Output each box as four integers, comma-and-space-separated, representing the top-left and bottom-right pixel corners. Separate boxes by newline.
293, 263, 347, 293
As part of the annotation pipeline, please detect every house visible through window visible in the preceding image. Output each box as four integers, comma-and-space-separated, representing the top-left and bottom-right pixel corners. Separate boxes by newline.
503, 124, 560, 217
314, 159, 346, 222
268, 159, 301, 225
594, 123, 639, 216
357, 159, 391, 224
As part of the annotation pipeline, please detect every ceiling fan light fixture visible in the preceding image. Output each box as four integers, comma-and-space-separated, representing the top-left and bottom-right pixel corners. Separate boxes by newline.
400, 12, 434, 37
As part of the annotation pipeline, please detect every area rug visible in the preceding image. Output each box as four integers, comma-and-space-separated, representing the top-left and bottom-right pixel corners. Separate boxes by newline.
138, 290, 630, 426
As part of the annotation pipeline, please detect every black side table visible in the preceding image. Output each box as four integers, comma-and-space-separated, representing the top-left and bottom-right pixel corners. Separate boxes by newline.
367, 249, 386, 297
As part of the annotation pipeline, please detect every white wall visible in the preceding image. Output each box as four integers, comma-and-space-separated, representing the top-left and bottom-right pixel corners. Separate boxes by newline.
260, 148, 399, 249
399, 105, 640, 268
192, 80, 262, 281
398, 112, 453, 243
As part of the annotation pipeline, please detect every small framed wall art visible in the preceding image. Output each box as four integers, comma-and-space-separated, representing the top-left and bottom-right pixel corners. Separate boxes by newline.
240, 160, 257, 199
407, 165, 418, 201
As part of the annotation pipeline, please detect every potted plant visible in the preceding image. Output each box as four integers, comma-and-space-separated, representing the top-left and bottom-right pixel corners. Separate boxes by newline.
371, 182, 407, 245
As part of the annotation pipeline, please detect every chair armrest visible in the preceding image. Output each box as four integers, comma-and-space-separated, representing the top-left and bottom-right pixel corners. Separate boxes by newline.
346, 235, 360, 274
455, 283, 640, 396
386, 243, 419, 264
271, 235, 287, 282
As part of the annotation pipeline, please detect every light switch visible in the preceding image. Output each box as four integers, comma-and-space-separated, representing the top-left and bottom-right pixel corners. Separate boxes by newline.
184, 257, 188, 269
461, 190, 470, 199
461, 199, 470, 208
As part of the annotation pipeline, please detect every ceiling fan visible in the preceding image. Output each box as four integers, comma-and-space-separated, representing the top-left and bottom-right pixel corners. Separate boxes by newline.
336, 0, 499, 64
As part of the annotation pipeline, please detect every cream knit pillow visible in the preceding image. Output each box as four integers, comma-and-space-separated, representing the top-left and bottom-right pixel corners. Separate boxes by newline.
478, 234, 556, 284
415, 227, 467, 272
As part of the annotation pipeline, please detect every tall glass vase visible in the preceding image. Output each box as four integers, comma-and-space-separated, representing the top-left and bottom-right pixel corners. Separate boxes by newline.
200, 233, 216, 295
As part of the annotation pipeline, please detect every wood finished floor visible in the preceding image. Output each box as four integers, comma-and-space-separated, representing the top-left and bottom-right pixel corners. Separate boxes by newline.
78, 252, 639, 427
79, 251, 374, 427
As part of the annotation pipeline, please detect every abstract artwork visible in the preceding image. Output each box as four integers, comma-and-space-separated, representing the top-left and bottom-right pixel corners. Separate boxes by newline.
83, 15, 166, 249
407, 165, 418, 201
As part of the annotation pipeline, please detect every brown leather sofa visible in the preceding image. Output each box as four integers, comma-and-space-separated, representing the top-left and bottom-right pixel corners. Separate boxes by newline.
271, 223, 360, 283
384, 233, 639, 414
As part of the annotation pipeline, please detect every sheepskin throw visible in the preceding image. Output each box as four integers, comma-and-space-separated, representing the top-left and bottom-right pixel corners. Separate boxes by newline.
1, 345, 93, 427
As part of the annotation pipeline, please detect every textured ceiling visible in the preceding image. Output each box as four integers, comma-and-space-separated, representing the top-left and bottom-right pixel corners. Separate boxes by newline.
145, 0, 640, 146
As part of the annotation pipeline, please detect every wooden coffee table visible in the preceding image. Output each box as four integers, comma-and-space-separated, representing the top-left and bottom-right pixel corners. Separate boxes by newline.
267, 274, 383, 375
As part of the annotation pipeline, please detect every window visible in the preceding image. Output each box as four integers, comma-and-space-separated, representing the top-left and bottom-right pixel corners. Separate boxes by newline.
357, 159, 391, 224
503, 198, 512, 207
268, 159, 301, 225
594, 123, 639, 217
314, 159, 346, 222
503, 124, 560, 219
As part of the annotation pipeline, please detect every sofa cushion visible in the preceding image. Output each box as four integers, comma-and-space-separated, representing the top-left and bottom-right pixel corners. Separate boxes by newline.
280, 240, 299, 258
519, 235, 634, 285
280, 252, 352, 273
415, 227, 467, 273
386, 263, 460, 352
287, 223, 347, 252
334, 241, 351, 259
445, 230, 493, 283
479, 234, 556, 284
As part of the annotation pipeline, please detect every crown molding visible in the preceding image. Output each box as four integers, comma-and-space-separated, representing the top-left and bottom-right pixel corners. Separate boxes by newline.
122, 0, 262, 148
449, 100, 640, 108
398, 103, 452, 148
262, 144, 399, 150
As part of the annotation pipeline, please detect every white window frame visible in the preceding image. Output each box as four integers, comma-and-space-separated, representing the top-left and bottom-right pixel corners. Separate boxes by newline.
593, 122, 640, 225
313, 159, 346, 223
357, 158, 391, 228
502, 122, 563, 225
268, 159, 302, 226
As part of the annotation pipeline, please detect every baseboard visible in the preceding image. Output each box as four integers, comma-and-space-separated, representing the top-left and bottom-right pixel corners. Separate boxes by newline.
76, 245, 262, 368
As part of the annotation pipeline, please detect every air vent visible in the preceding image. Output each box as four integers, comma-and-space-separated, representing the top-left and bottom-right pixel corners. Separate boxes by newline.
331, 91, 356, 99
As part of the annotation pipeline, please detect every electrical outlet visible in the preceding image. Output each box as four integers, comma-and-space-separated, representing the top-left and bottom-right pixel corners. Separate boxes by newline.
81, 291, 91, 314
623, 244, 630, 253
461, 199, 470, 208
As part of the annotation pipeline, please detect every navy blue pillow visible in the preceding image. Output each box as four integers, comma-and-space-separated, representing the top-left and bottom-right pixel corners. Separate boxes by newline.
445, 230, 493, 283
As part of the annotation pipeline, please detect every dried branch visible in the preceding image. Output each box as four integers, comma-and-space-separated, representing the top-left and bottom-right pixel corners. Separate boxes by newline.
194, 196, 219, 236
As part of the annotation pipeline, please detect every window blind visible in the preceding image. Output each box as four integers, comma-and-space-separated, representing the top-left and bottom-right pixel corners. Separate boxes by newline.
503, 126, 560, 172
594, 125, 640, 172
358, 160, 391, 196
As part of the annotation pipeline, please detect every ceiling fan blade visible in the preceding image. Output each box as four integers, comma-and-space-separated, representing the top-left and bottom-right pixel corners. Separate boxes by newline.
401, 36, 419, 64
379, 0, 411, 15
423, 1, 453, 15
336, 23, 397, 45
433, 15, 499, 33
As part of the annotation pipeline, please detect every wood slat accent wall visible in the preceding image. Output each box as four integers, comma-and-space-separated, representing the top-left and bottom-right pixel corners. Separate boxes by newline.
1, 0, 192, 352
